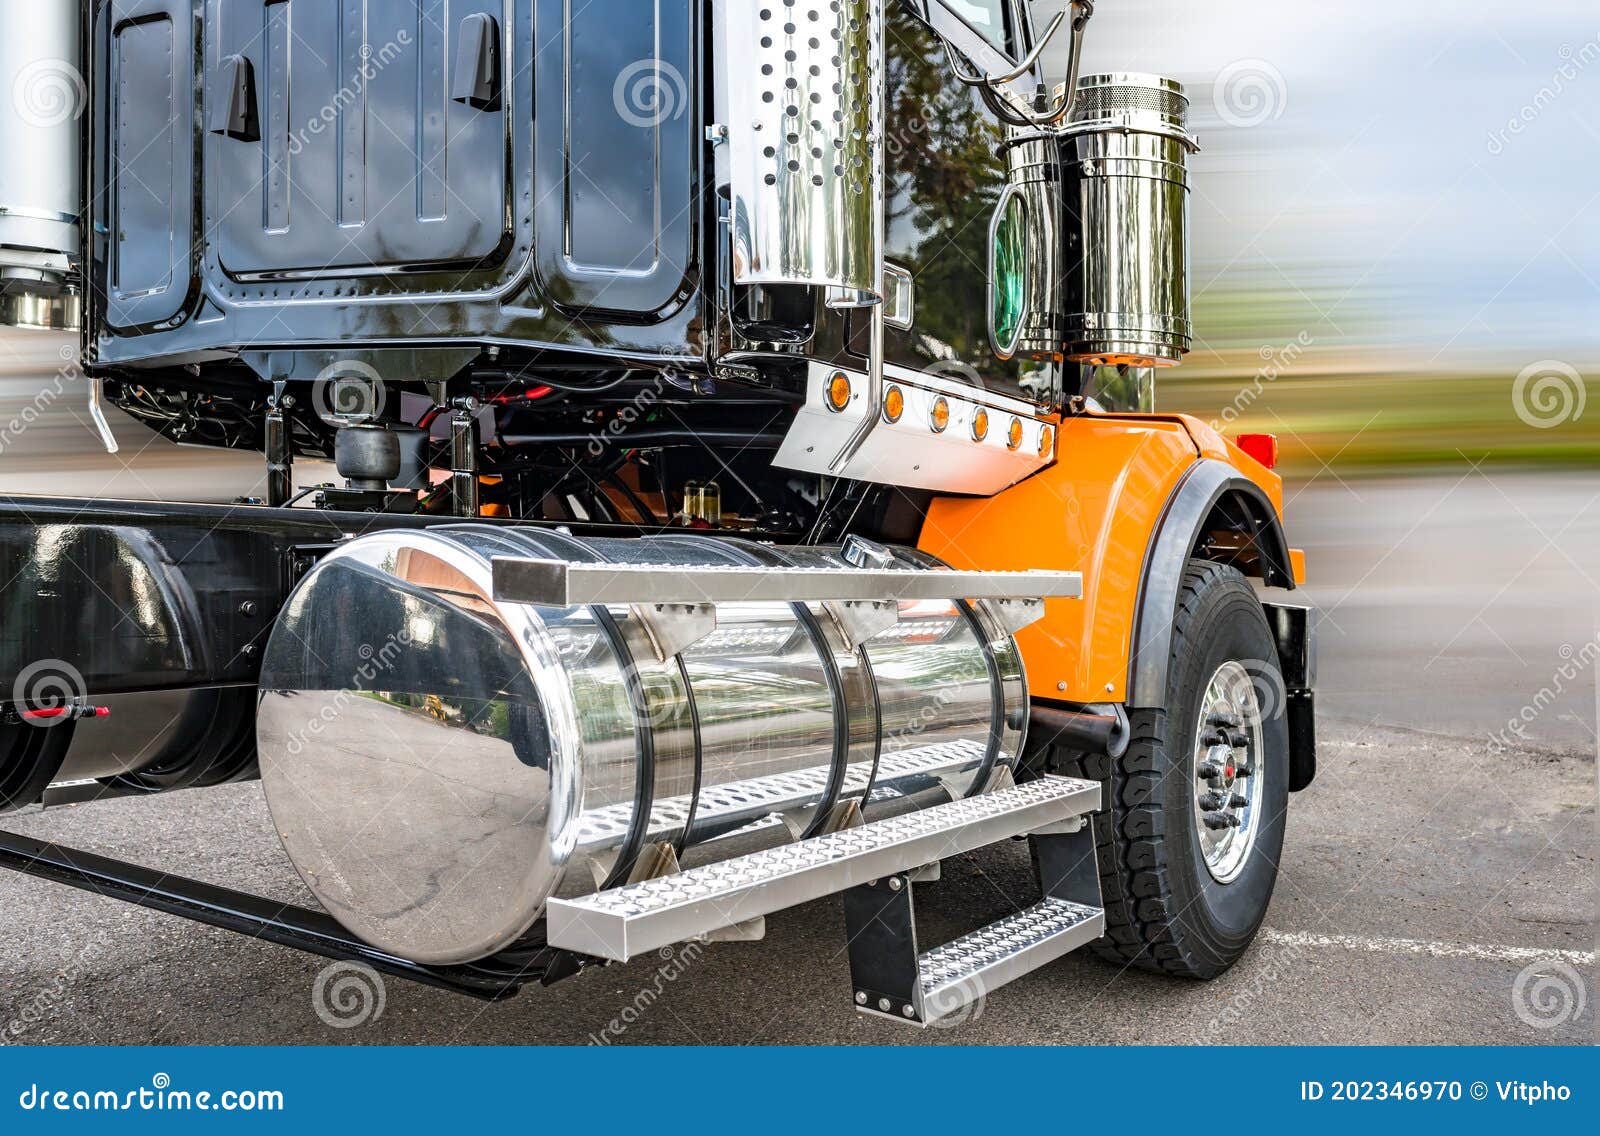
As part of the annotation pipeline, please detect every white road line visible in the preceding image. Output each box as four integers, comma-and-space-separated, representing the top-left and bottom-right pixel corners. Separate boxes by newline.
1262, 928, 1595, 968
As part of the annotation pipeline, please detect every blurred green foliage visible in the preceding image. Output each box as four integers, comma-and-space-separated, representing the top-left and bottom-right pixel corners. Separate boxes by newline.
1155, 285, 1600, 474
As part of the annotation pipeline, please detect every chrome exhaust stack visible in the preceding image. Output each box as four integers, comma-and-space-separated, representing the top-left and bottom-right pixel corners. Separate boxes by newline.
255, 529, 1080, 966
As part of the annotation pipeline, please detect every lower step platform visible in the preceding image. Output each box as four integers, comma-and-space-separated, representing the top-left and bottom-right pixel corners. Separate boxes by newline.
546, 775, 1099, 961
914, 897, 1104, 1025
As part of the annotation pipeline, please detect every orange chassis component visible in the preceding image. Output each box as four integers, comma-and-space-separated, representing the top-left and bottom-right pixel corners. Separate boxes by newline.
919, 412, 1303, 706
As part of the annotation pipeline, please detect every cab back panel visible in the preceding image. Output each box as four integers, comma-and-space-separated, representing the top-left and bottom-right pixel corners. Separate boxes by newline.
531, 0, 698, 317
209, 0, 510, 278
105, 1, 195, 329
89, 0, 705, 366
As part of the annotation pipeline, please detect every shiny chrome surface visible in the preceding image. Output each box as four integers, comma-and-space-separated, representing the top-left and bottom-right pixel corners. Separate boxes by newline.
258, 529, 1033, 965
1061, 74, 1196, 368
722, 0, 884, 305
0, 290, 79, 332
0, 0, 80, 308
1192, 661, 1266, 884
990, 131, 1065, 361
490, 558, 1083, 606
546, 776, 1100, 961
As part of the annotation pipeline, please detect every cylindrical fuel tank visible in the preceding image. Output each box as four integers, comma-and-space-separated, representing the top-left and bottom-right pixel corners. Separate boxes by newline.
0, 0, 83, 330
255, 529, 1028, 965
1060, 73, 1197, 368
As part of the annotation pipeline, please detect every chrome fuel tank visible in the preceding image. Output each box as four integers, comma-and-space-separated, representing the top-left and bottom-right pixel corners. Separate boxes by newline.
256, 529, 1027, 965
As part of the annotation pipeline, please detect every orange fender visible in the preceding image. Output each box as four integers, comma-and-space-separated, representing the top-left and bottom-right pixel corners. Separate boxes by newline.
918, 414, 1295, 705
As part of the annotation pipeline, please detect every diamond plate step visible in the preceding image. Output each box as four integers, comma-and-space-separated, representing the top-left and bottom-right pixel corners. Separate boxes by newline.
545, 775, 1100, 961
912, 897, 1105, 1026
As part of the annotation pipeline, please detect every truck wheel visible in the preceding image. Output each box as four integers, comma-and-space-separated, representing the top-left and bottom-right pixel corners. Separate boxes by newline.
1052, 560, 1289, 978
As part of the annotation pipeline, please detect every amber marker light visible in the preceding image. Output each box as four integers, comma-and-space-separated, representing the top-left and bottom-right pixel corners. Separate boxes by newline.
930, 396, 950, 433
1038, 424, 1055, 456
1007, 417, 1024, 450
883, 385, 905, 423
971, 407, 990, 441
826, 372, 852, 412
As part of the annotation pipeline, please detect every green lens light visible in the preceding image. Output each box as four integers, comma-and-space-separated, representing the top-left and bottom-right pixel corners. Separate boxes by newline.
991, 193, 1028, 354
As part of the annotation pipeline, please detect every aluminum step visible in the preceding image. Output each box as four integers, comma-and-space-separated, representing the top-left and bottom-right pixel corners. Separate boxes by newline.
545, 775, 1100, 961
492, 557, 1083, 606
912, 897, 1105, 1026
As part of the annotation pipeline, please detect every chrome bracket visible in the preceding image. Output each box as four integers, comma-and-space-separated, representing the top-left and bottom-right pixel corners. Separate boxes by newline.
987, 596, 1047, 636
823, 598, 900, 650
630, 602, 717, 662
693, 916, 766, 944
87, 377, 119, 455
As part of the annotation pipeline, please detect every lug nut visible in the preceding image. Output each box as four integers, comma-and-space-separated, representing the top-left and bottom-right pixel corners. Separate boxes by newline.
1208, 711, 1242, 729
1199, 791, 1227, 811
1197, 761, 1224, 780
1227, 730, 1250, 748
1229, 793, 1249, 809
1203, 812, 1241, 830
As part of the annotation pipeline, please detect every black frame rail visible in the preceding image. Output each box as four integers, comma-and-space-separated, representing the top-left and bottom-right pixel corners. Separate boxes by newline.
0, 829, 535, 1001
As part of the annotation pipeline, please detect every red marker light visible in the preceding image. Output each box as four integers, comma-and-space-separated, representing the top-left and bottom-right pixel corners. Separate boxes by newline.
1237, 433, 1279, 470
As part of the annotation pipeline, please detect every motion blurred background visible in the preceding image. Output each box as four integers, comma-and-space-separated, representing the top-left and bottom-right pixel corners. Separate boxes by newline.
3, 0, 1598, 747
1055, 0, 1600, 469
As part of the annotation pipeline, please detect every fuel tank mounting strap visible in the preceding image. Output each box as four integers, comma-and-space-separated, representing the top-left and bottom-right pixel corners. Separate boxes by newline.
490, 560, 1084, 607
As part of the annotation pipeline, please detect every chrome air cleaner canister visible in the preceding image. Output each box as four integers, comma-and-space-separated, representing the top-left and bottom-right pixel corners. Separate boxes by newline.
256, 530, 1026, 965
1059, 73, 1198, 367
0, 0, 82, 330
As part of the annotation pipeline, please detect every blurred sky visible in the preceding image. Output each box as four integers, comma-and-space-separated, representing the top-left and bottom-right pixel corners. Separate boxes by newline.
1041, 0, 1600, 369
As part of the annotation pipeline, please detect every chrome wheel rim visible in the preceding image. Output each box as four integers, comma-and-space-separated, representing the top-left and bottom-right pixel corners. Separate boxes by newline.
1191, 660, 1265, 884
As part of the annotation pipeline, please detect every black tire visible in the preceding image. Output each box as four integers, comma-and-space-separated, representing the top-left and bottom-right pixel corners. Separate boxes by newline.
1051, 560, 1289, 978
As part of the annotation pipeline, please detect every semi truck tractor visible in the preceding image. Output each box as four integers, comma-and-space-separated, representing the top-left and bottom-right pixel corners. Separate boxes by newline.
0, 0, 1315, 1025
